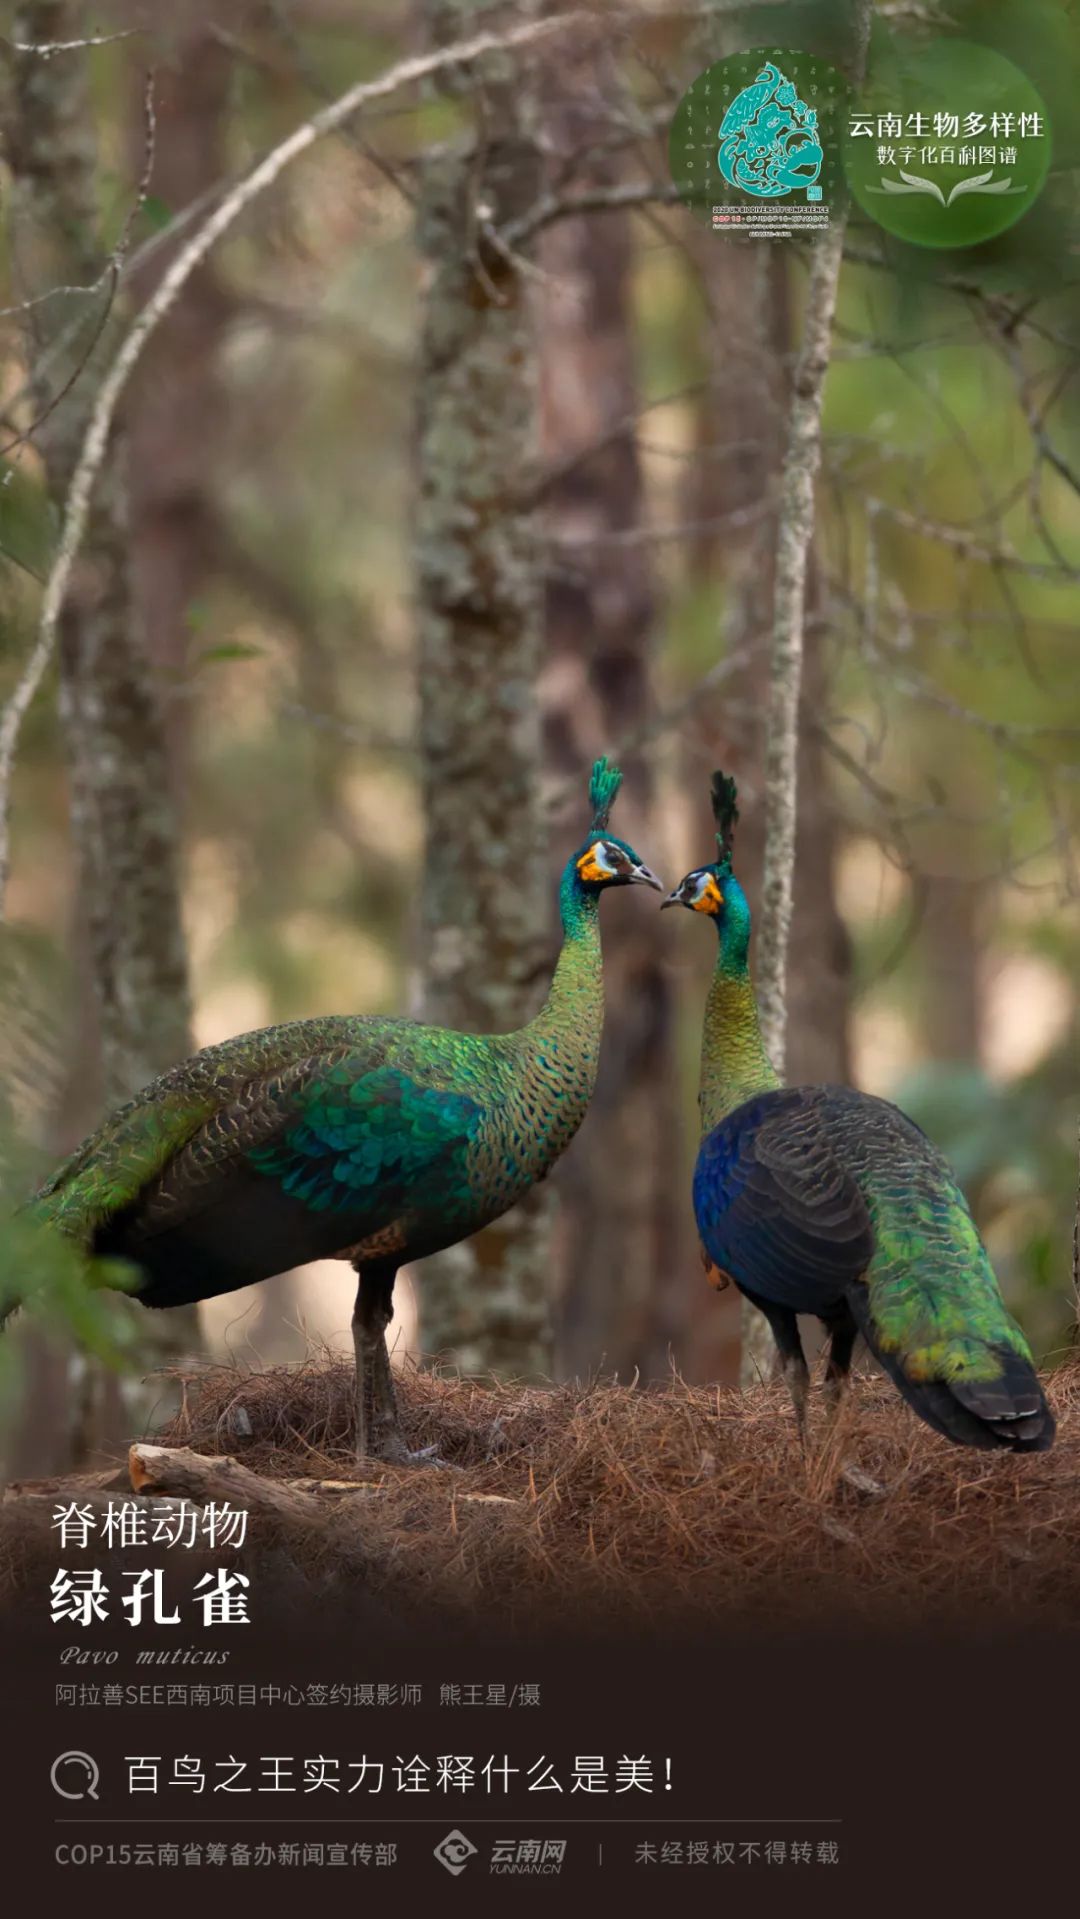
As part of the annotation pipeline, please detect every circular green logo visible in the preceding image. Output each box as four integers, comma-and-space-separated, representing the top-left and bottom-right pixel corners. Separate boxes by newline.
669, 48, 851, 239
843, 40, 1051, 248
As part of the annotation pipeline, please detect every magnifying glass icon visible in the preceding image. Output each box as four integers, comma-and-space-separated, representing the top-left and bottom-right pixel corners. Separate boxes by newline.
51, 1752, 100, 1801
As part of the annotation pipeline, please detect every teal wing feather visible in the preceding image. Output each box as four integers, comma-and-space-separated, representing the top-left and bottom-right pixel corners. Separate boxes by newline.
245, 1062, 484, 1220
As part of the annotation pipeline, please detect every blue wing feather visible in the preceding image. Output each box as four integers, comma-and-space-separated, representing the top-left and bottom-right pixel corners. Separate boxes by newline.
692, 1088, 874, 1313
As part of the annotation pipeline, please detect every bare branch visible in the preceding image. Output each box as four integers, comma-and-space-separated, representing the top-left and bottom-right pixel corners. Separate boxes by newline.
0, 69, 157, 464
862, 496, 1080, 583
502, 179, 682, 250
6, 26, 139, 54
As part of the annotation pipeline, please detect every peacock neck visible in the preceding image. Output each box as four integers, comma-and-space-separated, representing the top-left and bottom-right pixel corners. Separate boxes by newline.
500, 859, 606, 1181
530, 859, 605, 1049
699, 933, 779, 1134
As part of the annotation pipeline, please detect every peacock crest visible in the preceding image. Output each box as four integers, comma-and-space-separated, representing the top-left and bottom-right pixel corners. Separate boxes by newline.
710, 769, 739, 875
588, 757, 623, 832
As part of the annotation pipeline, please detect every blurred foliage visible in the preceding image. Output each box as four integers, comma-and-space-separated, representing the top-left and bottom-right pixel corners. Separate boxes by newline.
0, 1209, 139, 1391
0, 1108, 140, 1417
893, 1053, 1076, 1352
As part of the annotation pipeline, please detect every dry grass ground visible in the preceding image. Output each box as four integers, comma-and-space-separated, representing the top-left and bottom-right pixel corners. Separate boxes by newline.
125, 1352, 1080, 1629
5, 1355, 1078, 1629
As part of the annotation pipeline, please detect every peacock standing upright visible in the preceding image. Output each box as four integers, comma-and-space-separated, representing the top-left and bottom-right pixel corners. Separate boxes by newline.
661, 770, 1054, 1453
24, 759, 662, 1461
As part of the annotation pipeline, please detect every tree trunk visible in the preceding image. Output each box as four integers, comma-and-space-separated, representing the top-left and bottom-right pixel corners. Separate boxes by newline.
412, 0, 551, 1377
123, 3, 303, 1355
537, 88, 684, 1382
9, 4, 198, 1467
677, 243, 785, 1387
920, 873, 984, 1065
11, 0, 194, 1105
678, 265, 852, 1385
750, 0, 871, 1381
125, 0, 235, 757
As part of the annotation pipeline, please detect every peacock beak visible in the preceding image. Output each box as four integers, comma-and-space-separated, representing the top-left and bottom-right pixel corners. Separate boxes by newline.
629, 862, 664, 893
660, 882, 688, 910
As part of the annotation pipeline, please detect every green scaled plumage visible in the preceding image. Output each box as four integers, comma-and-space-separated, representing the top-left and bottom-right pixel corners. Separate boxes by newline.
670, 769, 1054, 1453
23, 757, 663, 1460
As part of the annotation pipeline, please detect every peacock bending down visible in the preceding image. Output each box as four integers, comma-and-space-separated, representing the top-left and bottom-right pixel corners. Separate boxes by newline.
24, 759, 662, 1461
661, 770, 1054, 1454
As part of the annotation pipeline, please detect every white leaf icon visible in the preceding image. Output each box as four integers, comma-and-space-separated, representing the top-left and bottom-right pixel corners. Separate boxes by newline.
868, 169, 1027, 209
897, 169, 945, 204
946, 171, 1023, 204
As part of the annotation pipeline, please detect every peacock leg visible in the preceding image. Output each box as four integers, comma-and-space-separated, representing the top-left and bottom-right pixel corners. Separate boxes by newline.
753, 1300, 810, 1450
822, 1303, 859, 1417
352, 1261, 403, 1462
781, 1352, 811, 1453
822, 1302, 887, 1494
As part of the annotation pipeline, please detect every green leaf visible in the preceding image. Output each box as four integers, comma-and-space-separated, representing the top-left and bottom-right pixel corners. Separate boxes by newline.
139, 195, 174, 233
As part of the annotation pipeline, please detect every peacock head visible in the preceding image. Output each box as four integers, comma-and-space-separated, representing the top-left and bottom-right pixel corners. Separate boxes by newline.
661, 770, 752, 956
571, 758, 664, 895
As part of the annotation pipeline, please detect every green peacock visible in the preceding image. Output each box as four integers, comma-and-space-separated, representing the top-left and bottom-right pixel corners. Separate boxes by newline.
662, 770, 1054, 1453
20, 759, 662, 1461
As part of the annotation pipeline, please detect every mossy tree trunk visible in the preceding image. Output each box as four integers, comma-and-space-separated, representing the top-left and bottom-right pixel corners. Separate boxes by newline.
11, 4, 193, 1109
412, 0, 552, 1377
125, 0, 234, 770
9, 4, 198, 1465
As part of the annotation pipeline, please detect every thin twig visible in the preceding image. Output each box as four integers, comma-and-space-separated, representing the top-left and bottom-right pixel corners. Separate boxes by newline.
6, 27, 139, 54
501, 179, 682, 250
0, 69, 157, 465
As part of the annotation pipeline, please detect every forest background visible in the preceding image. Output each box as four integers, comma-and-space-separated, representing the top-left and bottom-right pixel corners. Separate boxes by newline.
0, 0, 1076, 1477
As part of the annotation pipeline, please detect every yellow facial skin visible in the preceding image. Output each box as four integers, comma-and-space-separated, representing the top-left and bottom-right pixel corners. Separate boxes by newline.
576, 846, 612, 885
693, 874, 724, 915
